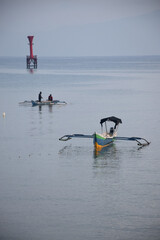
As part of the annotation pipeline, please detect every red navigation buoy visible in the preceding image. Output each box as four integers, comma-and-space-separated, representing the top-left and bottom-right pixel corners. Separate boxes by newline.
26, 36, 37, 69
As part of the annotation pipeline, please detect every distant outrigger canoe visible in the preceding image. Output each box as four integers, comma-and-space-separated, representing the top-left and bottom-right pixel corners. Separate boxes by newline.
31, 100, 67, 106
59, 116, 150, 153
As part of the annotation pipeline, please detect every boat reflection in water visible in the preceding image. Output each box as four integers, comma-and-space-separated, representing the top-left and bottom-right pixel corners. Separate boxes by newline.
94, 142, 117, 159
93, 144, 121, 172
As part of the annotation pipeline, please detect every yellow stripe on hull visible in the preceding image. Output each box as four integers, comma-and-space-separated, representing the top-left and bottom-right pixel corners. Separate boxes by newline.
94, 141, 112, 151
94, 141, 113, 157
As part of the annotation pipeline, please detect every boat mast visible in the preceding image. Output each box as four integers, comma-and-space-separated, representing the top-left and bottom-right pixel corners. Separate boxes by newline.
105, 122, 107, 133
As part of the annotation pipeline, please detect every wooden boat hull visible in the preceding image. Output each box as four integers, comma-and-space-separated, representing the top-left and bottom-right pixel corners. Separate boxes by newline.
93, 133, 114, 152
31, 100, 66, 106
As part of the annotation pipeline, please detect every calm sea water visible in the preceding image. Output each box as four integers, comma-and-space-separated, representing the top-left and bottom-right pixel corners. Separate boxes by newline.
0, 56, 160, 240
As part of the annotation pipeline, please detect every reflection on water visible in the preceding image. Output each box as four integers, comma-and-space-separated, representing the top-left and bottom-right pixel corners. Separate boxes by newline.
27, 69, 34, 74
38, 105, 42, 112
38, 105, 53, 113
93, 144, 121, 170
58, 145, 92, 157
48, 105, 53, 113
93, 144, 117, 159
59, 143, 120, 162
58, 143, 145, 174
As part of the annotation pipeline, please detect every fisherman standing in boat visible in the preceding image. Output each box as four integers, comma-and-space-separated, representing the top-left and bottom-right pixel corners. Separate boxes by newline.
38, 92, 43, 102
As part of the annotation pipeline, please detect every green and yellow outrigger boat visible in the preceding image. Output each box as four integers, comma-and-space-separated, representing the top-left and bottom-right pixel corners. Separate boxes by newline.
59, 116, 150, 153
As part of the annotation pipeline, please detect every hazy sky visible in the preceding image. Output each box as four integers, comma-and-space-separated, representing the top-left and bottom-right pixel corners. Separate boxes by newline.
0, 0, 160, 56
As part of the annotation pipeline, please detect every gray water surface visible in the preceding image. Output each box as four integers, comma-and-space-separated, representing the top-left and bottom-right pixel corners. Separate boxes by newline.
0, 56, 160, 240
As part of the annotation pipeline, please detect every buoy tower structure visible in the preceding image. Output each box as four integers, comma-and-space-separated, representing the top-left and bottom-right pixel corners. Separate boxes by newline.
26, 36, 37, 69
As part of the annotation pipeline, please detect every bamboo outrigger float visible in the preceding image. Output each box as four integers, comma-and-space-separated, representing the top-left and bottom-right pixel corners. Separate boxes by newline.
59, 116, 150, 153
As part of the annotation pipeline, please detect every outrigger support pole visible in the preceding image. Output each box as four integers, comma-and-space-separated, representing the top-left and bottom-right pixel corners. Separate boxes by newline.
59, 134, 150, 148
59, 134, 94, 141
114, 136, 150, 147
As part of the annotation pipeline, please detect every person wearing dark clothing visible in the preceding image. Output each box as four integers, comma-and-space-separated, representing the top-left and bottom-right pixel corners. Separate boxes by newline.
48, 94, 53, 101
38, 92, 43, 102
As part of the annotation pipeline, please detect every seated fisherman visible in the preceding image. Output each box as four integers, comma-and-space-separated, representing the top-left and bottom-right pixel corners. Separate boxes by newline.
48, 94, 53, 101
